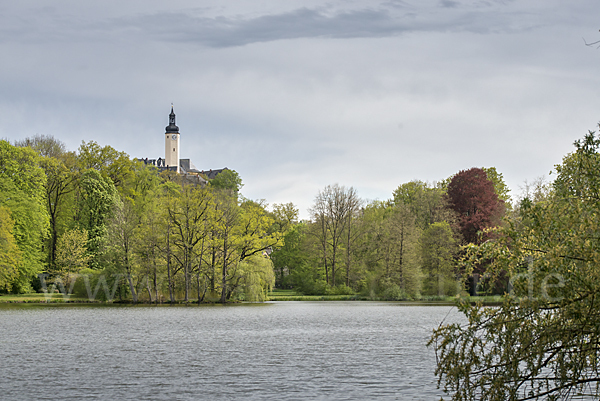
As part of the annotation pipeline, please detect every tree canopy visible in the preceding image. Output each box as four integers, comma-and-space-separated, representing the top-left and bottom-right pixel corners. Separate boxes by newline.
447, 167, 504, 244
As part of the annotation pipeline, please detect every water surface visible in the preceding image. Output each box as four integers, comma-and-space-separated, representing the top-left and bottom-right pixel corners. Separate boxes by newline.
0, 302, 462, 400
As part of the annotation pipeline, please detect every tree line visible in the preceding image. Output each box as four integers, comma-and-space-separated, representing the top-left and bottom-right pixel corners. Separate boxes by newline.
0, 134, 511, 302
271, 166, 508, 299
0, 135, 294, 302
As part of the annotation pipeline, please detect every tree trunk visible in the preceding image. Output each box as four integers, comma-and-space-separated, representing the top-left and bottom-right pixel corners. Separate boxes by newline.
167, 229, 174, 303
221, 235, 228, 304
125, 257, 137, 303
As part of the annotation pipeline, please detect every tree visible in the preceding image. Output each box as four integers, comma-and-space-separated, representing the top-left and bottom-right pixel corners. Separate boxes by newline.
430, 128, 600, 400
14, 134, 66, 159
77, 140, 137, 194
420, 221, 458, 296
271, 223, 308, 288
209, 169, 243, 193
393, 180, 453, 229
76, 169, 119, 268
0, 206, 21, 291
0, 141, 49, 292
447, 168, 505, 244
168, 184, 214, 302
105, 198, 139, 302
54, 227, 90, 289
309, 184, 357, 287
236, 254, 276, 301
482, 167, 512, 205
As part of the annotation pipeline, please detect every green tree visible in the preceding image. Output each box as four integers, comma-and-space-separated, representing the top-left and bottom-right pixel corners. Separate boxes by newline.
420, 221, 458, 296
393, 180, 453, 230
0, 206, 21, 291
168, 184, 214, 302
77, 140, 137, 194
271, 223, 308, 288
209, 169, 243, 193
0, 141, 49, 291
430, 128, 600, 400
105, 197, 138, 302
76, 169, 119, 267
309, 184, 357, 286
482, 166, 512, 204
40, 152, 78, 269
236, 254, 276, 301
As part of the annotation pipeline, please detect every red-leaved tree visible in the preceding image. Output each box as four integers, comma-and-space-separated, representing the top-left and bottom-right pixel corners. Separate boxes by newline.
447, 168, 504, 244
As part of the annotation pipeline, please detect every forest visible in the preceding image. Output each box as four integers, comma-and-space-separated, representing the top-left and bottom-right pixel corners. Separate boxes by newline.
0, 134, 516, 303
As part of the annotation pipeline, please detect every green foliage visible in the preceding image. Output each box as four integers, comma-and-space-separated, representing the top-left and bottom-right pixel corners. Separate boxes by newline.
327, 284, 355, 296
71, 267, 120, 301
287, 263, 328, 295
0, 206, 21, 291
54, 227, 90, 276
271, 223, 307, 287
0, 140, 48, 210
0, 141, 49, 292
430, 128, 600, 400
236, 254, 276, 302
76, 169, 119, 266
209, 169, 243, 192
392, 180, 451, 229
420, 221, 459, 296
77, 140, 136, 193
380, 283, 409, 301
482, 166, 512, 204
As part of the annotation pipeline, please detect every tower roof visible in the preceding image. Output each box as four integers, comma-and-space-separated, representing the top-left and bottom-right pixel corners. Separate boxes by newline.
166, 105, 179, 133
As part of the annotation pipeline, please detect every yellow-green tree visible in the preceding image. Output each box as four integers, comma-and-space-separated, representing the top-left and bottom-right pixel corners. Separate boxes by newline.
54, 227, 90, 288
236, 254, 275, 302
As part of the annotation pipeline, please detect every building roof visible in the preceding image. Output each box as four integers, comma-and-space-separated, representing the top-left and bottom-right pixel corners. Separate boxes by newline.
200, 168, 229, 180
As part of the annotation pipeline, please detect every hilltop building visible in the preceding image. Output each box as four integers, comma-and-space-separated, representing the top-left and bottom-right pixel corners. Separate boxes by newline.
139, 106, 229, 184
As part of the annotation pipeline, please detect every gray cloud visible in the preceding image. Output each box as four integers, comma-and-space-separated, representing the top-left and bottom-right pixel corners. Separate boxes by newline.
0, 2, 546, 48
128, 5, 534, 47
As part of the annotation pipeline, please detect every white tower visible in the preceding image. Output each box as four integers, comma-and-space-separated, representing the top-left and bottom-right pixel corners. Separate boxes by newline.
165, 106, 180, 173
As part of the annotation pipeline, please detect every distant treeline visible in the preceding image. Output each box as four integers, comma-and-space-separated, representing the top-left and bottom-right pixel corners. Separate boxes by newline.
0, 134, 524, 302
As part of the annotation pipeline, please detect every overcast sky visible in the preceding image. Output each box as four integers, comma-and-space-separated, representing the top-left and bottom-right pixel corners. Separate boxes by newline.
1, 0, 599, 218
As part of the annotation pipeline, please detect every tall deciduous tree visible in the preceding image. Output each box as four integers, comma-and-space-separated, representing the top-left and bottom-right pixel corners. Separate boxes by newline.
447, 168, 504, 244
168, 184, 214, 302
105, 198, 138, 302
393, 180, 453, 230
0, 206, 21, 291
420, 221, 458, 296
76, 169, 119, 267
77, 140, 137, 194
309, 184, 358, 287
0, 141, 49, 292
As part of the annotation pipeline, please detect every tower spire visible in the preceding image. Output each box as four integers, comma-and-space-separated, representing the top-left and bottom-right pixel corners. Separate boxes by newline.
166, 105, 178, 132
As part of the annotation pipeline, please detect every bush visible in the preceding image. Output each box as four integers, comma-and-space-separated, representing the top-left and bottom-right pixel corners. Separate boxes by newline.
327, 284, 355, 296
380, 284, 409, 301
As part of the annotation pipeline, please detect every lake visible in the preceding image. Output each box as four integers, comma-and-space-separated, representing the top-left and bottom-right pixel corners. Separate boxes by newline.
0, 301, 463, 400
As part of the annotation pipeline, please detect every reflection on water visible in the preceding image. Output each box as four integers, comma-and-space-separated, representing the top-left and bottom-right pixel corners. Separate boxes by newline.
0, 302, 463, 400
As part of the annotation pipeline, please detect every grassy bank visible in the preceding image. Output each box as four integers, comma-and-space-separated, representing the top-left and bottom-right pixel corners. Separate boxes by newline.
0, 290, 503, 305
0, 293, 98, 303
267, 289, 503, 304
